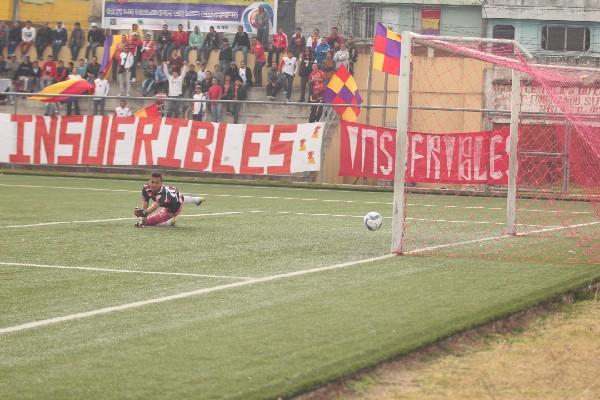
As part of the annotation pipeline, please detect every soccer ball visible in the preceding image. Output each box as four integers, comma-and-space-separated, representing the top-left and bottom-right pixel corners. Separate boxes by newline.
363, 211, 383, 231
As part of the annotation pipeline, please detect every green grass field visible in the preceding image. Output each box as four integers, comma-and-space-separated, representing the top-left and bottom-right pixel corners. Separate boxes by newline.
0, 173, 598, 399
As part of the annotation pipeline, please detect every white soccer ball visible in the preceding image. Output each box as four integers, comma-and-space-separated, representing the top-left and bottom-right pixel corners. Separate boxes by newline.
363, 211, 383, 231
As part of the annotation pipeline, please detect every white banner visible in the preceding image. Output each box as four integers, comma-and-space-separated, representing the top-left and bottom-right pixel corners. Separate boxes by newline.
0, 114, 324, 175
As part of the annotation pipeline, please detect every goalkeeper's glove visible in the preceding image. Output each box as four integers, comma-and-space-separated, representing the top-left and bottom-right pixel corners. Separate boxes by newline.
134, 207, 148, 218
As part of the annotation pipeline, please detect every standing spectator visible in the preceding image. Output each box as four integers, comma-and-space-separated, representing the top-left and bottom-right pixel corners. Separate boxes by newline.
196, 61, 207, 83
140, 33, 156, 68
185, 26, 204, 64
314, 37, 330, 67
326, 27, 344, 48
306, 29, 320, 50
111, 36, 126, 82
255, 5, 270, 51
76, 58, 87, 78
265, 61, 284, 100
221, 74, 233, 107
93, 71, 109, 115
40, 55, 57, 88
171, 24, 188, 55
51, 21, 68, 60
153, 59, 167, 93
333, 42, 350, 70
65, 65, 81, 115
191, 85, 207, 121
250, 36, 266, 87
0, 22, 9, 57
200, 26, 219, 64
142, 59, 157, 96
213, 63, 224, 84
15, 55, 34, 92
127, 32, 143, 81
321, 51, 336, 83
218, 38, 232, 72
332, 41, 341, 55
31, 60, 41, 91
34, 23, 52, 60
86, 56, 100, 82
20, 21, 36, 57
268, 27, 287, 66
297, 47, 314, 102
308, 91, 323, 123
348, 36, 358, 74
207, 77, 223, 122
156, 24, 172, 62
232, 25, 250, 63
86, 23, 105, 60
0, 55, 6, 75
280, 50, 297, 101
129, 24, 144, 42
55, 59, 68, 81
5, 54, 18, 78
69, 22, 84, 61
118, 46, 134, 96
224, 61, 239, 83
114, 99, 132, 116
183, 63, 197, 97
163, 61, 186, 117
168, 48, 184, 74
198, 70, 212, 93
237, 60, 252, 88
230, 78, 247, 123
289, 28, 306, 57
308, 63, 325, 97
8, 22, 21, 56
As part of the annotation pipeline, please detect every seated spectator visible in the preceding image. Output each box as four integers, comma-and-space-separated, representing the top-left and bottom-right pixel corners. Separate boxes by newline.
266, 61, 284, 100
15, 55, 35, 92
213, 63, 224, 84
268, 26, 288, 66
141, 32, 156, 68
183, 63, 197, 97
219, 38, 233, 72
0, 22, 9, 58
86, 56, 100, 82
35, 23, 51, 60
40, 54, 57, 88
198, 70, 213, 93
69, 22, 84, 61
348, 36, 358, 74
250, 37, 266, 87
86, 23, 104, 60
8, 22, 21, 56
314, 37, 330, 68
207, 77, 223, 122
114, 99, 132, 117
20, 21, 36, 57
0, 55, 6, 75
230, 78, 247, 123
153, 60, 167, 93
232, 25, 250, 63
224, 61, 239, 83
76, 58, 87, 78
4, 55, 19, 78
333, 42, 350, 70
51, 21, 68, 60
237, 60, 253, 88
93, 71, 109, 115
142, 59, 157, 96
289, 28, 306, 58
168, 48, 184, 75
185, 26, 204, 64
191, 85, 207, 121
200, 26, 219, 64
31, 60, 41, 91
55, 59, 69, 81
171, 24, 188, 54
156, 24, 172, 62
306, 29, 320, 50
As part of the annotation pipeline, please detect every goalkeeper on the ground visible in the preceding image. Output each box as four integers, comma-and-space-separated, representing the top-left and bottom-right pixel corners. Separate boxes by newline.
134, 171, 203, 227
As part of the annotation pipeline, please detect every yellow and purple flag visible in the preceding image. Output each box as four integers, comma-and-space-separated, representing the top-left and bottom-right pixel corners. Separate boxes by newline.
373, 23, 401, 75
28, 78, 94, 103
322, 65, 362, 122
421, 6, 441, 35
100, 34, 123, 77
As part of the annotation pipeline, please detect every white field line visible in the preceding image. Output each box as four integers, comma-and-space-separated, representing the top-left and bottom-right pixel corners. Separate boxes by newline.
0, 262, 253, 280
0, 183, 594, 215
2, 220, 599, 335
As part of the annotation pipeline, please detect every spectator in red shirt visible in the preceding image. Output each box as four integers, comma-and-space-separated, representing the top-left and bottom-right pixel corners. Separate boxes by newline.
251, 37, 266, 87
172, 24, 188, 52
207, 77, 223, 122
40, 54, 57, 88
127, 32, 143, 82
308, 63, 325, 97
268, 26, 287, 66
141, 33, 156, 68
55, 60, 69, 81
289, 28, 306, 58
326, 26, 344, 48
167, 48, 184, 74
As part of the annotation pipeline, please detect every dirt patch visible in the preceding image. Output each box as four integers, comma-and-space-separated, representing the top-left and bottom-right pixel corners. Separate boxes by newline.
294, 283, 600, 400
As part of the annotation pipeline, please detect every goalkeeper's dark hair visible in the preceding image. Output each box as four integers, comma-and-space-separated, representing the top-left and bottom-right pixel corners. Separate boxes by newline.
151, 171, 163, 181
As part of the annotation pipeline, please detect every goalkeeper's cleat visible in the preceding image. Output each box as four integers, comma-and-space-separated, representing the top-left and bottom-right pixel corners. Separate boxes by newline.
195, 197, 204, 207
134, 222, 146, 228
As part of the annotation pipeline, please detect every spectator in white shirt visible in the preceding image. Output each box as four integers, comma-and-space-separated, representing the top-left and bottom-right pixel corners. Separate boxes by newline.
192, 85, 207, 121
163, 61, 187, 118
93, 71, 109, 115
20, 21, 36, 57
118, 46, 134, 96
280, 50, 298, 101
237, 60, 253, 88
115, 99, 132, 117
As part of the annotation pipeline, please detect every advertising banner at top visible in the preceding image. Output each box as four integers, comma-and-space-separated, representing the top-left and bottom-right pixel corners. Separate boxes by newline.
102, 0, 277, 33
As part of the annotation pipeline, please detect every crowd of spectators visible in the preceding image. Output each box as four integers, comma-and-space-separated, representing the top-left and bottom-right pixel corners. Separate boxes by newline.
0, 16, 359, 122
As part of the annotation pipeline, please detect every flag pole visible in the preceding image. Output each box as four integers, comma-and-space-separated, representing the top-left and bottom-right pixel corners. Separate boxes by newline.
390, 31, 412, 255
366, 46, 374, 125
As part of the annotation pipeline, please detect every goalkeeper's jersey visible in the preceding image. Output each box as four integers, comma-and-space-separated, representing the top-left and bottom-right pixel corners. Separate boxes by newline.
142, 184, 183, 213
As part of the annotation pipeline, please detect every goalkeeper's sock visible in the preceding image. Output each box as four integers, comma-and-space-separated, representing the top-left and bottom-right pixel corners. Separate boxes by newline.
183, 196, 204, 206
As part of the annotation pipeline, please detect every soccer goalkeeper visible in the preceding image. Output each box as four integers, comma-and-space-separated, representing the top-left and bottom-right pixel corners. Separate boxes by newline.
134, 171, 203, 227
